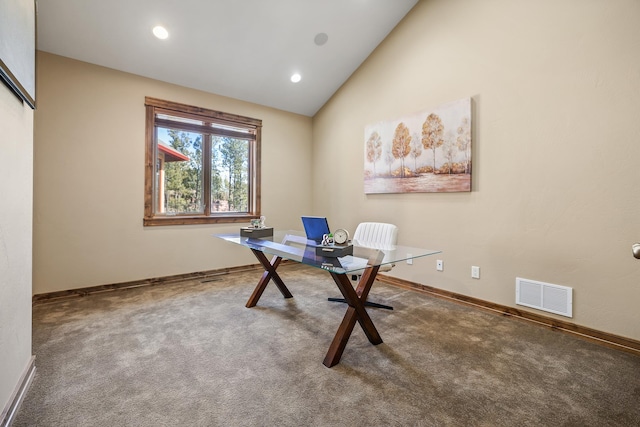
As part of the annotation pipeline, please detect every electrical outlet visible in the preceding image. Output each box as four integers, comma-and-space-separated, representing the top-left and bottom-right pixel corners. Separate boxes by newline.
471, 266, 480, 279
406, 253, 412, 265
436, 260, 443, 271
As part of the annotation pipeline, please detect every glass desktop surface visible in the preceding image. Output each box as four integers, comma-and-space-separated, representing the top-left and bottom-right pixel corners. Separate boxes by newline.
215, 230, 441, 274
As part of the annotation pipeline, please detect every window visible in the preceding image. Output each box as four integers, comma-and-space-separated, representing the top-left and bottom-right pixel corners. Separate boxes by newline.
144, 97, 262, 226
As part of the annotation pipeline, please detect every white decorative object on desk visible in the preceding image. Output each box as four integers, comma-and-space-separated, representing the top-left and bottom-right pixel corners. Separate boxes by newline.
321, 233, 333, 246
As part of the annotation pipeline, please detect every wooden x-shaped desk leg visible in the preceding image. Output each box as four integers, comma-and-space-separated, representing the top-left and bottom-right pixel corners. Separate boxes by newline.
245, 249, 293, 308
323, 265, 383, 367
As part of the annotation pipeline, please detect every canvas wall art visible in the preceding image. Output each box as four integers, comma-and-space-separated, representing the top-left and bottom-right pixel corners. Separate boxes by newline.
364, 97, 471, 194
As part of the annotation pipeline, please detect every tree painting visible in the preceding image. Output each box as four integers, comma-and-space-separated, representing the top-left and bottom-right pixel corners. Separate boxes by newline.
363, 97, 471, 194
391, 122, 411, 177
365, 131, 382, 177
384, 144, 395, 175
410, 132, 422, 173
457, 116, 471, 174
422, 113, 444, 173
442, 130, 457, 174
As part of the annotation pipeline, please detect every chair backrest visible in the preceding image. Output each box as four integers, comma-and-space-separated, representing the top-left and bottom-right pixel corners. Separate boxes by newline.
352, 222, 398, 247
351, 222, 398, 273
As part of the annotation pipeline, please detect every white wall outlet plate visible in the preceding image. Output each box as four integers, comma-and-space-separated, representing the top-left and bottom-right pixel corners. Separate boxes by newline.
471, 266, 480, 279
436, 260, 443, 271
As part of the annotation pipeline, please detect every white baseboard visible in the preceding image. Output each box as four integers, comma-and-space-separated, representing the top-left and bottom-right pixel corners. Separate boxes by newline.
0, 356, 36, 427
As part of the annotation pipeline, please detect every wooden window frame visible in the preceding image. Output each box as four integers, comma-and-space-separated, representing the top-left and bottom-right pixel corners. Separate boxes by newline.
144, 97, 262, 226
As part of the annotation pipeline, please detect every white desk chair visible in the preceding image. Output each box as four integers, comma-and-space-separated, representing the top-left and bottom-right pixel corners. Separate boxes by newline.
328, 222, 398, 310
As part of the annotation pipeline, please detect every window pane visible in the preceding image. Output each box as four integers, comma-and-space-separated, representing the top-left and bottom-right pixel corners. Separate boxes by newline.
211, 136, 249, 213
155, 128, 204, 214
208, 122, 254, 136
156, 113, 203, 126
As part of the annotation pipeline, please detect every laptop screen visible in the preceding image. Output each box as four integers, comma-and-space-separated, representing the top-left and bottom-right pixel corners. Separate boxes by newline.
301, 216, 330, 243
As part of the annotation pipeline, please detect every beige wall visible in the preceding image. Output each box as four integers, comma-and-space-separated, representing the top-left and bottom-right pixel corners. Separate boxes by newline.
313, 0, 640, 340
34, 52, 313, 293
34, 0, 640, 342
0, 84, 33, 415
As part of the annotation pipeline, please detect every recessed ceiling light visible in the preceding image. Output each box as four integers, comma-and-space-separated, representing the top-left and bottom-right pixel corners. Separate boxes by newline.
290, 73, 302, 83
153, 26, 169, 40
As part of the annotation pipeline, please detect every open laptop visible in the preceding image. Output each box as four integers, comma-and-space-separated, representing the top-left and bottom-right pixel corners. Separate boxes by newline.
301, 216, 330, 245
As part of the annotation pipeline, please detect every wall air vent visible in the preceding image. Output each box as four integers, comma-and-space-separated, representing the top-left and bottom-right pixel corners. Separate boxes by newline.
516, 277, 573, 318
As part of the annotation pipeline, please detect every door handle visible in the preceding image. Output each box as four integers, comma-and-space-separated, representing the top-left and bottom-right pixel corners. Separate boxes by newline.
633, 243, 640, 259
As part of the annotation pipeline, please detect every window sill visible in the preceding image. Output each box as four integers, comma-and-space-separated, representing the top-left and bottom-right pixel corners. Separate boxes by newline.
143, 214, 258, 227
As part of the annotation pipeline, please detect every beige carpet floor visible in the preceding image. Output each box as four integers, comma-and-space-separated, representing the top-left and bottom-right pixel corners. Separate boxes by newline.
13, 264, 640, 426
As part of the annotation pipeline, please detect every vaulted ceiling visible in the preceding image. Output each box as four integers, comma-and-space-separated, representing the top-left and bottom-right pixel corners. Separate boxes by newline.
36, 0, 419, 116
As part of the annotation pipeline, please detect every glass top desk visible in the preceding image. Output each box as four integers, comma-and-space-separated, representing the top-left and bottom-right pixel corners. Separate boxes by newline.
215, 230, 441, 367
